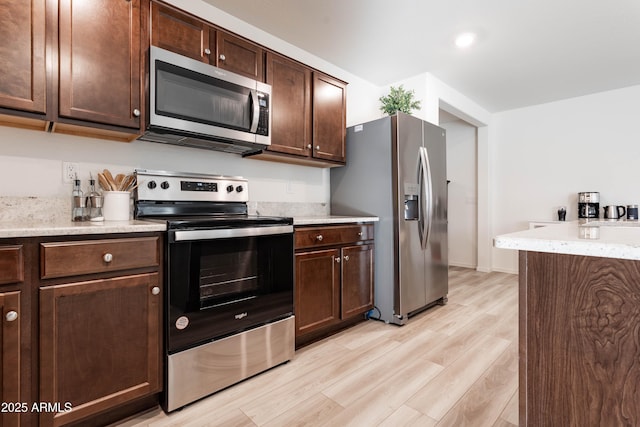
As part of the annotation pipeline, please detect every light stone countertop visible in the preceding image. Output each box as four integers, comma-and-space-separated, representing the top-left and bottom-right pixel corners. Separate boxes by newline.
293, 215, 379, 226
0, 218, 166, 238
0, 216, 379, 238
494, 220, 640, 261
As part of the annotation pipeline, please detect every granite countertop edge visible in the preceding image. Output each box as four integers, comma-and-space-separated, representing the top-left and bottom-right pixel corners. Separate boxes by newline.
0, 219, 167, 238
0, 215, 379, 238
494, 220, 640, 261
293, 216, 379, 226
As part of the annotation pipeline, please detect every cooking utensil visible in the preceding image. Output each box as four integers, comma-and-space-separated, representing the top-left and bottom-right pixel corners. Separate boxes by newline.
119, 174, 136, 192
97, 173, 113, 191
103, 169, 118, 190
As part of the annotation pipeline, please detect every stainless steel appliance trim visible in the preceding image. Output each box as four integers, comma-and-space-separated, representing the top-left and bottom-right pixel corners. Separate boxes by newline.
135, 168, 245, 181
166, 315, 295, 412
249, 89, 259, 132
419, 146, 433, 249
578, 192, 600, 203
173, 225, 293, 241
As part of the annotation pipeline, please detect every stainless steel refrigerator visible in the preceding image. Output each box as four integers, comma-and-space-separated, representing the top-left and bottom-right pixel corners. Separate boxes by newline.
330, 112, 448, 325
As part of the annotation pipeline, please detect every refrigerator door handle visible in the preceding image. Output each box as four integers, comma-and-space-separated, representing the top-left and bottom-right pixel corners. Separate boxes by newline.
418, 146, 433, 249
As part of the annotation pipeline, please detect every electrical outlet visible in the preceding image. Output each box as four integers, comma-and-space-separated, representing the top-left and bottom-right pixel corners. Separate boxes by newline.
62, 162, 79, 183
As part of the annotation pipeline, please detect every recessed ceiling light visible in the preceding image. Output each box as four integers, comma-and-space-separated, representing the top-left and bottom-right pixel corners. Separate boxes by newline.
455, 32, 476, 49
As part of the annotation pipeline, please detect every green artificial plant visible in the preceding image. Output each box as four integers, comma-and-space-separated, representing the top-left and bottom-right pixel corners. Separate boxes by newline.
379, 85, 421, 115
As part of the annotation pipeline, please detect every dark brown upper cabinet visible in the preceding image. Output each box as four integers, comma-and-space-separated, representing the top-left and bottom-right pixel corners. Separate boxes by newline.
259, 53, 347, 167
0, 0, 47, 115
216, 31, 264, 81
313, 72, 347, 164
57, 0, 141, 130
150, 1, 214, 63
265, 52, 312, 157
150, 1, 263, 81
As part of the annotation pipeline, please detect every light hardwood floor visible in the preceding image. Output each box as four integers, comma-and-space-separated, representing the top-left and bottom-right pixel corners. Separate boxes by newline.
116, 267, 519, 427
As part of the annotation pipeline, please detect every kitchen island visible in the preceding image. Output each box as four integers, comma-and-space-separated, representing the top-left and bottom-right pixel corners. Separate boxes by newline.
495, 221, 640, 426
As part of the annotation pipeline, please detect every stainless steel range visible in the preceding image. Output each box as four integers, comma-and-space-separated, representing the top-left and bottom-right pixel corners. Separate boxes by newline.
134, 169, 294, 412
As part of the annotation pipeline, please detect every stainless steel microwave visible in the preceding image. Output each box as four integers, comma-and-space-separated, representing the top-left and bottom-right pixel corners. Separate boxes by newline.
138, 46, 271, 155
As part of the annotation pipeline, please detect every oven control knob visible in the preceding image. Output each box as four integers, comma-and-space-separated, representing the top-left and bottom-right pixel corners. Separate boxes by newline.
161, 181, 170, 189
226, 185, 234, 193
147, 181, 157, 189
236, 185, 244, 193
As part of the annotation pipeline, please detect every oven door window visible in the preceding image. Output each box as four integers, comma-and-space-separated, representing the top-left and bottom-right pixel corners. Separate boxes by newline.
199, 239, 258, 308
155, 61, 252, 132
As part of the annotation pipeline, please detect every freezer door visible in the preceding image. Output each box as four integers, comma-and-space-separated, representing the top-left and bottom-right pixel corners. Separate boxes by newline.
396, 113, 427, 319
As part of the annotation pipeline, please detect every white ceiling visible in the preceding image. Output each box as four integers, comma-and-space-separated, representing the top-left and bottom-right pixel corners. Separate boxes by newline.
202, 0, 640, 113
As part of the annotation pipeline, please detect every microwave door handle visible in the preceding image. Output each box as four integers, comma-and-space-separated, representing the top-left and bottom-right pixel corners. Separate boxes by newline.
249, 89, 259, 133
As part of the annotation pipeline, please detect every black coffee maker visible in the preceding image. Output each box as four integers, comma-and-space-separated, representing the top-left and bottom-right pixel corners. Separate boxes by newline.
578, 192, 599, 219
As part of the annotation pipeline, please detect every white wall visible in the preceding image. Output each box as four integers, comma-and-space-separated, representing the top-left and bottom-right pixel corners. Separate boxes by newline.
491, 84, 640, 273
442, 119, 477, 268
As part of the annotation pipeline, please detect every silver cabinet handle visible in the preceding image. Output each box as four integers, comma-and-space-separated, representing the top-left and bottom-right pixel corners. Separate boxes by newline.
151, 286, 160, 295
5, 311, 18, 322
344, 255, 350, 261
357, 231, 363, 237
316, 235, 323, 241
316, 145, 320, 150
133, 108, 141, 117
335, 257, 341, 263
204, 48, 211, 55
219, 54, 226, 61
307, 144, 312, 149
103, 253, 113, 263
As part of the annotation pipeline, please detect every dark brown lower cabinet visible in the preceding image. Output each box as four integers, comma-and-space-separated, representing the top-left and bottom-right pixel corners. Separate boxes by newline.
1, 291, 22, 427
341, 244, 374, 318
39, 273, 161, 427
295, 224, 374, 347
295, 248, 340, 337
519, 251, 640, 426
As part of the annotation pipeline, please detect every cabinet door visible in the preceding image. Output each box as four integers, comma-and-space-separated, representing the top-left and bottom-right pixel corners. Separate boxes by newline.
266, 52, 311, 156
295, 249, 340, 337
216, 31, 264, 81
58, 0, 141, 128
1, 291, 21, 427
341, 244, 374, 319
0, 0, 46, 113
312, 72, 346, 163
39, 273, 161, 426
150, 1, 213, 63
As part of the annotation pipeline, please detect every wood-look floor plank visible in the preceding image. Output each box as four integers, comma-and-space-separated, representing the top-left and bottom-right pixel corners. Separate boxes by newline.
378, 405, 438, 427
406, 333, 511, 420
436, 342, 518, 426
114, 268, 519, 427
497, 389, 519, 426
319, 356, 444, 426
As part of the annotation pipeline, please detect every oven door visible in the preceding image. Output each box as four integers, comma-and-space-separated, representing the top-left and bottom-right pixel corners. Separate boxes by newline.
166, 224, 293, 353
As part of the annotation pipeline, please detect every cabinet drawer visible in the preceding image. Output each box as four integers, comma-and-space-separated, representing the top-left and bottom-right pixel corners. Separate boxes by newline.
295, 224, 374, 249
0, 245, 24, 285
41, 237, 159, 279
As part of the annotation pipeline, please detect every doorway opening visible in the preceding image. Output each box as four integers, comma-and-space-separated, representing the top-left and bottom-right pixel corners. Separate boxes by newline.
440, 109, 478, 269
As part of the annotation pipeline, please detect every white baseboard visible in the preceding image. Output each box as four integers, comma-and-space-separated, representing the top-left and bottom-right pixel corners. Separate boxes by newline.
449, 261, 477, 269
491, 267, 519, 275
